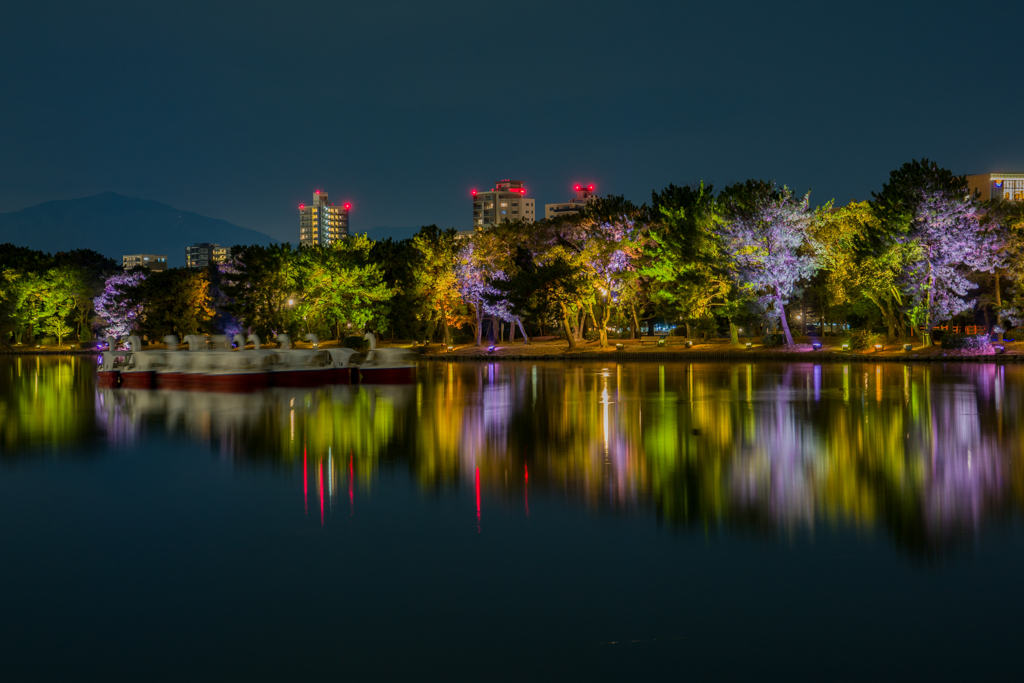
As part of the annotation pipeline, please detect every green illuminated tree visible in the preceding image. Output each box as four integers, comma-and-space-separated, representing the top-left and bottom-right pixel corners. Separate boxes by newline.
410, 225, 464, 346
295, 234, 393, 339
222, 243, 300, 340
645, 182, 746, 344
128, 268, 215, 339
813, 201, 913, 341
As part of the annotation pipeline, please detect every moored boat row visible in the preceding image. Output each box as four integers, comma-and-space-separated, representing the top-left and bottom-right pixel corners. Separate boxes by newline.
97, 332, 414, 391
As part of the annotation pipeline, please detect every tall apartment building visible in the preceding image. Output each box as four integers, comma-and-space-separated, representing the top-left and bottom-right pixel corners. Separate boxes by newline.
122, 254, 167, 271
298, 190, 350, 247
186, 243, 231, 269
471, 180, 536, 229
967, 173, 1024, 202
545, 183, 598, 220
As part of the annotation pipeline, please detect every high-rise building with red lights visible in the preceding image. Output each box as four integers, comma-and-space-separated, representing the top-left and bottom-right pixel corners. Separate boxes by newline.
471, 180, 535, 229
298, 190, 350, 247
545, 183, 597, 220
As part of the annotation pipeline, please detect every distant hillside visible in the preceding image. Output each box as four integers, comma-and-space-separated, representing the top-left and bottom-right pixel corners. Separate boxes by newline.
0, 192, 277, 267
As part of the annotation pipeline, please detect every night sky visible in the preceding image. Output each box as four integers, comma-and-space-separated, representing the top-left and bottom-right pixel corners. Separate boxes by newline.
2, 0, 1021, 243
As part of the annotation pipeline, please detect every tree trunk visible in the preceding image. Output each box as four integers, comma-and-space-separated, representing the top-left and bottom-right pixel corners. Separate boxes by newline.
515, 317, 529, 344
995, 272, 1004, 342
487, 316, 499, 345
560, 304, 577, 349
630, 304, 640, 340
441, 310, 451, 347
600, 302, 611, 348
922, 265, 934, 348
685, 321, 692, 339
867, 294, 896, 342
588, 302, 608, 348
509, 319, 516, 344
776, 290, 794, 347
474, 300, 484, 346
730, 321, 740, 346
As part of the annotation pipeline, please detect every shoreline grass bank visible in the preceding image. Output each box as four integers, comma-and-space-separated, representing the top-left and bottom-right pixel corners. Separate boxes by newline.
5, 337, 1021, 363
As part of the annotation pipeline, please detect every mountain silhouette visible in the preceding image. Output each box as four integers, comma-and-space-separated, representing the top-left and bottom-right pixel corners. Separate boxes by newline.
0, 192, 278, 267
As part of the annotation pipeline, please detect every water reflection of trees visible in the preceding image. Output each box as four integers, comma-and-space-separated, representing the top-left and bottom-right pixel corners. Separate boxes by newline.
410, 361, 1024, 556
0, 355, 99, 454
6, 357, 1024, 555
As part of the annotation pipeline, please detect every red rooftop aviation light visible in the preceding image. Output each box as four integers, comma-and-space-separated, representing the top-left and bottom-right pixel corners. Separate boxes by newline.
574, 184, 581, 191
343, 202, 351, 210
588, 184, 595, 191
471, 189, 477, 196
315, 190, 320, 194
299, 204, 304, 209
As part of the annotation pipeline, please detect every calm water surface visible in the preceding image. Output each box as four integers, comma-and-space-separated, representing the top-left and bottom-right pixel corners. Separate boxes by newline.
2, 356, 1023, 681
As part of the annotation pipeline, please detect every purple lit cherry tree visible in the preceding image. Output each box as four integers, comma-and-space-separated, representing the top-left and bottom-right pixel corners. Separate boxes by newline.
719, 181, 818, 347
897, 191, 999, 346
456, 241, 528, 345
93, 270, 146, 338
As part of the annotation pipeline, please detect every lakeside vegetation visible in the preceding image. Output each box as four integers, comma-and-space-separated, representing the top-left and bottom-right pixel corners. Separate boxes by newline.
2, 159, 1023, 352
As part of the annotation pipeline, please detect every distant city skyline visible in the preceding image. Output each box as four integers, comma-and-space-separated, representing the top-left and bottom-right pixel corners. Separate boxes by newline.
1, 1, 1022, 243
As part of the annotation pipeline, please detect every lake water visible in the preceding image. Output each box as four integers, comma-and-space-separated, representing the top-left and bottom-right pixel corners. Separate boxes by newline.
2, 356, 1023, 681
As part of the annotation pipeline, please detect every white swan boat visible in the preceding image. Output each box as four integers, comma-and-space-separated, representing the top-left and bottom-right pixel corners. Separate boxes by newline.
358, 332, 416, 384
118, 335, 164, 389
268, 334, 334, 387
99, 332, 364, 391
199, 334, 271, 392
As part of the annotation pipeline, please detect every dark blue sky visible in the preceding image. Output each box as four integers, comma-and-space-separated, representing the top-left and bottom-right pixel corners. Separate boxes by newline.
1, 0, 1021, 243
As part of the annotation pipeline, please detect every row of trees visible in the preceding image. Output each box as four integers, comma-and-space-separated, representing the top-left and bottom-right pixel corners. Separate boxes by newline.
4, 159, 1021, 349
0, 247, 117, 346
450, 160, 1023, 349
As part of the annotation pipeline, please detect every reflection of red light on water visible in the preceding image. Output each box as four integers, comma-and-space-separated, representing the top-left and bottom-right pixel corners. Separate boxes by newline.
524, 463, 529, 518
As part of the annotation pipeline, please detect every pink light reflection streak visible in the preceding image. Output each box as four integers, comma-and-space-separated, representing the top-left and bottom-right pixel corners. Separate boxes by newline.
524, 463, 529, 518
